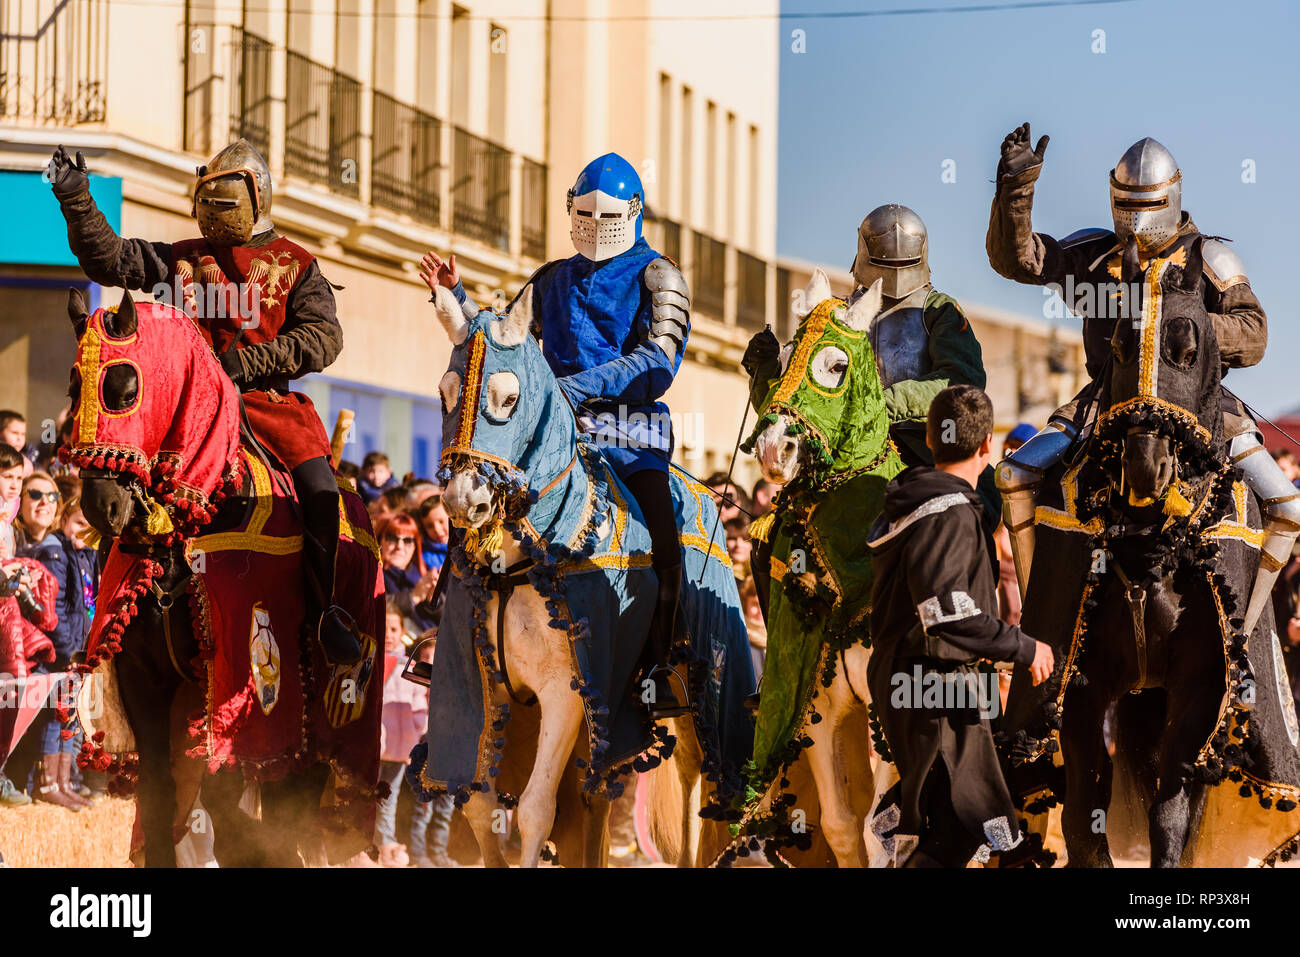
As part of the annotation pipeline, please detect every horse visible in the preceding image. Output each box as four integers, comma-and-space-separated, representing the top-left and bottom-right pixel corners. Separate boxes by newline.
413, 283, 754, 867
737, 269, 903, 867
1002, 238, 1300, 867
63, 288, 383, 867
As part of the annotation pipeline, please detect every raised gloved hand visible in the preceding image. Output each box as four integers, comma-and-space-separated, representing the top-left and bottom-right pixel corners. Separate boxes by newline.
997, 122, 1050, 179
741, 328, 780, 379
49, 145, 90, 199
218, 348, 246, 387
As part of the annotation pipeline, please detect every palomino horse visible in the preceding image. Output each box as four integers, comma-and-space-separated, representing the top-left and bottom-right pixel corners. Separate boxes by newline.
65, 289, 382, 867
740, 269, 902, 867
415, 284, 753, 867
1003, 239, 1300, 867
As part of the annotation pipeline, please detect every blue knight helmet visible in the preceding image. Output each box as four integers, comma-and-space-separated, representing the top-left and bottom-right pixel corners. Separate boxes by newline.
566, 153, 643, 262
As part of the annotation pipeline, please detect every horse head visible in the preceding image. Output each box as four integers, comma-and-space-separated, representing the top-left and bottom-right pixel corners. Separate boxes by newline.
744, 268, 891, 485
64, 287, 242, 541
1102, 237, 1222, 509
431, 285, 570, 551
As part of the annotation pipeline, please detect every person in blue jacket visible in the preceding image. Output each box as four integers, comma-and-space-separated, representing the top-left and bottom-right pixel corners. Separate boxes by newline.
421, 153, 692, 718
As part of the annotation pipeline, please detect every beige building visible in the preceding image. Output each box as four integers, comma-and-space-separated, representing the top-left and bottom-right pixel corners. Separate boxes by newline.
2, 0, 1071, 493
0, 0, 781, 484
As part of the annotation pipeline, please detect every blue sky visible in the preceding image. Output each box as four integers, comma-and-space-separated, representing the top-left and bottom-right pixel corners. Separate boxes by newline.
776, 0, 1300, 416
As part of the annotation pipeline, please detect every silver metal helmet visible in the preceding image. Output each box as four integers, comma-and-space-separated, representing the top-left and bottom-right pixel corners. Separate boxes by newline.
850, 204, 930, 300
192, 139, 273, 246
1110, 137, 1181, 254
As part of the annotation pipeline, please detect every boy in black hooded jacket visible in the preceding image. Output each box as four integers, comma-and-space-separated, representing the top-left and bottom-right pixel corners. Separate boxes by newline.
867, 385, 1054, 867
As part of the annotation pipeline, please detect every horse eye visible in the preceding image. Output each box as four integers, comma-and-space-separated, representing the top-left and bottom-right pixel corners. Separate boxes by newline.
503, 394, 518, 407
101, 363, 138, 412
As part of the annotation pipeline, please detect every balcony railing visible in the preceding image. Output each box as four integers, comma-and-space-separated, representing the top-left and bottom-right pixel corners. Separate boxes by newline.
452, 126, 510, 251
520, 156, 547, 260
737, 251, 767, 332
693, 231, 726, 318
371, 91, 441, 223
285, 51, 361, 199
0, 0, 106, 124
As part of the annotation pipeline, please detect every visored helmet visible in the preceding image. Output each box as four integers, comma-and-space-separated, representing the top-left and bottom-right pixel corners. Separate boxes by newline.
192, 138, 274, 246
1110, 137, 1182, 254
567, 153, 642, 262
850, 204, 930, 300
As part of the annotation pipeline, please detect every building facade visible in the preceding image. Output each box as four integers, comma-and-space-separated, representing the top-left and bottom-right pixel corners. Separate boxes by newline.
0, 0, 781, 483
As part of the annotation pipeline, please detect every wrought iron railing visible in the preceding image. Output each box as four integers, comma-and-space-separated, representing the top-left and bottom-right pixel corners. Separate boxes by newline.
0, 0, 106, 124
371, 91, 441, 223
520, 156, 547, 260
452, 125, 510, 251
285, 51, 361, 199
228, 29, 272, 158
736, 250, 767, 332
692, 231, 726, 319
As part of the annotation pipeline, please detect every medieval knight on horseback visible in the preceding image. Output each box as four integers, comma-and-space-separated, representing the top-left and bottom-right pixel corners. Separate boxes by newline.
47, 140, 365, 666
422, 152, 693, 719
987, 125, 1300, 634
744, 205, 999, 528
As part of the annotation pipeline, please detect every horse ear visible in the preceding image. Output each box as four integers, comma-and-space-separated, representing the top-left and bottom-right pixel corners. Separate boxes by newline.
491, 284, 532, 347
842, 278, 883, 331
67, 287, 88, 338
798, 268, 833, 318
1181, 238, 1204, 292
112, 289, 137, 339
432, 285, 470, 345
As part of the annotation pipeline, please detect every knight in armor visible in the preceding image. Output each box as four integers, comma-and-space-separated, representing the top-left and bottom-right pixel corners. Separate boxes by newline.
743, 204, 999, 530
48, 141, 364, 665
422, 153, 692, 719
987, 124, 1299, 630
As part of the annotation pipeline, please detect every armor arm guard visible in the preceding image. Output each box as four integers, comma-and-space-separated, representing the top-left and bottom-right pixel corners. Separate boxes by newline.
1201, 243, 1267, 369
881, 295, 986, 424
234, 261, 343, 382
644, 257, 691, 368
56, 186, 172, 291
553, 259, 684, 408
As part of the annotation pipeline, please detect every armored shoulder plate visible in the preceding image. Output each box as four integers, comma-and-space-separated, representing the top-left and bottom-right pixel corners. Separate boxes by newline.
1200, 238, 1248, 291
644, 256, 690, 360
1059, 227, 1114, 250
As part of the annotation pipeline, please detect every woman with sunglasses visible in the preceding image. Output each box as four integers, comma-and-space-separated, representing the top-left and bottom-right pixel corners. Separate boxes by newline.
378, 513, 439, 633
7, 473, 90, 809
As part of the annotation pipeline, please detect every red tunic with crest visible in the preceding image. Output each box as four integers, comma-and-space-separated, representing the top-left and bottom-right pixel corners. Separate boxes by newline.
169, 237, 332, 470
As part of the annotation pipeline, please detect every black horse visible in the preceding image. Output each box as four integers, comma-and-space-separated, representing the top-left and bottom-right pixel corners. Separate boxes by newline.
68, 290, 330, 867
1004, 239, 1300, 867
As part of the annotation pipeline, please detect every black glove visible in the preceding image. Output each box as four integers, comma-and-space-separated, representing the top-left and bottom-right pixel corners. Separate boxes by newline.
997, 122, 1049, 179
741, 328, 780, 379
218, 348, 246, 387
49, 145, 90, 199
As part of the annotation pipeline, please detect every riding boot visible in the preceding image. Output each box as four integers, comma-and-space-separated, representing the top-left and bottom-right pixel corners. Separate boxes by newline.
640, 564, 689, 719
58, 752, 93, 809
292, 457, 363, 666
35, 754, 81, 811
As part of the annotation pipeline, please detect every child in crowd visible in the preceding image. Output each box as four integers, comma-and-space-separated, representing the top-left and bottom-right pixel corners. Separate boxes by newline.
867, 385, 1054, 867
358, 452, 400, 504
415, 495, 450, 576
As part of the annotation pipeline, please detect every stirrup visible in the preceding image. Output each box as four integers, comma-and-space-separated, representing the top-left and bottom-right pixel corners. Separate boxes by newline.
644, 664, 691, 720
319, 605, 364, 667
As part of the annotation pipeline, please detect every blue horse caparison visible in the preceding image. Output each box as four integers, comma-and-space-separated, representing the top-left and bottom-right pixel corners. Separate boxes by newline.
408, 285, 754, 864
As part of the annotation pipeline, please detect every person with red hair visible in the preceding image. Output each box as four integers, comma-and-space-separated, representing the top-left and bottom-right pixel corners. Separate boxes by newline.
378, 513, 438, 632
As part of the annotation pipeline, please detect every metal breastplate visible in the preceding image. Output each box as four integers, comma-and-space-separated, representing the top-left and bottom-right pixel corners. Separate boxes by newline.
868, 286, 931, 389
